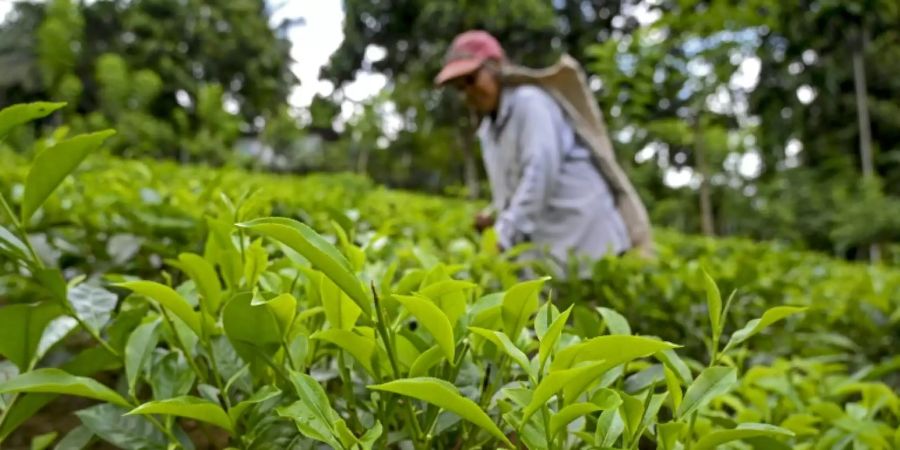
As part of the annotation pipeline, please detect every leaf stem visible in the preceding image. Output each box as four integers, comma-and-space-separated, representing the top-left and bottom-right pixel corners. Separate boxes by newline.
159, 308, 206, 383
0, 191, 43, 269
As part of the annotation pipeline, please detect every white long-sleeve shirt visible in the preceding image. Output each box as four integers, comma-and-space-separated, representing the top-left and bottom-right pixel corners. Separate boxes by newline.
478, 85, 631, 278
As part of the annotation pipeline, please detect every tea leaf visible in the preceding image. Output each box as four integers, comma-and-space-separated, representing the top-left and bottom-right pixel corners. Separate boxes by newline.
501, 277, 549, 340
22, 130, 115, 222
596, 408, 625, 447
118, 281, 202, 337
596, 307, 631, 335
692, 423, 794, 450
409, 345, 444, 377
311, 329, 377, 376
237, 217, 371, 316
177, 253, 223, 314
228, 385, 281, 424
523, 361, 607, 423
75, 404, 165, 450
677, 366, 737, 419
550, 402, 601, 435
703, 271, 722, 339
129, 396, 235, 433
369, 377, 512, 447
469, 327, 535, 380
395, 295, 455, 362
664, 366, 683, 413
0, 302, 64, 370
657, 421, 686, 450
551, 335, 678, 371
52, 425, 93, 450
723, 306, 807, 353
539, 305, 573, 371
0, 102, 66, 140
124, 320, 160, 398
0, 368, 129, 407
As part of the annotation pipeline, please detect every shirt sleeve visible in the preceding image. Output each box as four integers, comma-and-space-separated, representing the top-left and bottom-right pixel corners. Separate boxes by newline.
494, 94, 563, 250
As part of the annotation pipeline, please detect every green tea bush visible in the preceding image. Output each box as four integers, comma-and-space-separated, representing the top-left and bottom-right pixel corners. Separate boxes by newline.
1, 103, 898, 449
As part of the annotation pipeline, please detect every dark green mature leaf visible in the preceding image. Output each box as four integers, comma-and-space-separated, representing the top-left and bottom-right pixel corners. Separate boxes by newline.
76, 404, 166, 450
395, 294, 455, 361
149, 351, 196, 400
369, 377, 513, 447
501, 277, 549, 340
677, 366, 737, 419
118, 281, 202, 337
229, 386, 281, 424
35, 317, 77, 364
277, 371, 343, 449
237, 217, 372, 316
0, 102, 66, 140
0, 347, 119, 441
693, 423, 794, 450
722, 306, 807, 353
67, 283, 117, 333
0, 368, 129, 407
0, 224, 28, 261
52, 425, 93, 450
125, 320, 160, 397
128, 396, 235, 433
21, 130, 115, 222
0, 302, 64, 371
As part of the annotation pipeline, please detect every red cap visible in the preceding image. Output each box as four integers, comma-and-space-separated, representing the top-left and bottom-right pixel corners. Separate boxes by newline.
435, 30, 505, 85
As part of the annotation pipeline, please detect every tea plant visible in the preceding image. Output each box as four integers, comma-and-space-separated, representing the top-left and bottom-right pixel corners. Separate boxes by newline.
0, 102, 898, 449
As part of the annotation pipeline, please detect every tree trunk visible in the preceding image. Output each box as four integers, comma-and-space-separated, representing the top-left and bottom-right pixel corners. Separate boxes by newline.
695, 120, 715, 236
853, 27, 880, 263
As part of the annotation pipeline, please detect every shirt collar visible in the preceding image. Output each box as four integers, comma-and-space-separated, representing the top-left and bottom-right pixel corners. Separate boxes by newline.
485, 87, 515, 136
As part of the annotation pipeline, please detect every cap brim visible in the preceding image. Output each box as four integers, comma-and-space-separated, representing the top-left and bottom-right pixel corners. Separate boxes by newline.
434, 58, 483, 86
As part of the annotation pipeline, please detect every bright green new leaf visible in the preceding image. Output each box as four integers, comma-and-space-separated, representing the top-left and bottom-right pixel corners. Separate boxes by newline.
657, 421, 686, 450
395, 295, 455, 362
0, 368, 129, 407
590, 388, 622, 409
619, 392, 644, 440
22, 130, 115, 223
251, 292, 297, 337
316, 271, 361, 330
596, 307, 631, 335
534, 302, 559, 339
0, 302, 64, 371
469, 327, 535, 381
177, 253, 223, 314
237, 217, 371, 316
128, 396, 234, 433
664, 366, 683, 413
369, 377, 512, 447
722, 306, 807, 353
501, 277, 550, 340
692, 423, 794, 450
0, 102, 66, 140
703, 270, 722, 340
409, 345, 444, 377
655, 349, 693, 384
522, 361, 607, 423
551, 335, 678, 371
30, 431, 57, 450
358, 421, 383, 450
677, 366, 737, 419
417, 279, 476, 325
539, 305, 573, 371
311, 329, 376, 376
279, 371, 344, 449
243, 239, 268, 287
550, 403, 601, 436
125, 320, 160, 398
228, 386, 281, 424
117, 281, 202, 337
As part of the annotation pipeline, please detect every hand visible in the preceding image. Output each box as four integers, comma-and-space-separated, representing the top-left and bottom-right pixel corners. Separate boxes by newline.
474, 211, 495, 233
